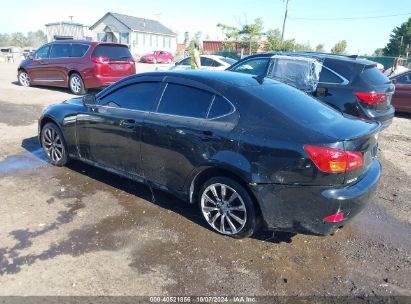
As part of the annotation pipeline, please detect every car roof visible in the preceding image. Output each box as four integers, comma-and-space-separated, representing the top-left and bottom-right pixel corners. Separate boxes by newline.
47, 40, 128, 47
133, 70, 280, 88
240, 51, 375, 66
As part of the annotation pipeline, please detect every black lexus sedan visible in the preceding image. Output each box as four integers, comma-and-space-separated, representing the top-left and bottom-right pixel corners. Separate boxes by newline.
38, 70, 381, 238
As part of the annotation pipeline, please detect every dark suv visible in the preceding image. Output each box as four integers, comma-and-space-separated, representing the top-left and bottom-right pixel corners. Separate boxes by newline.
227, 52, 395, 128
18, 41, 136, 95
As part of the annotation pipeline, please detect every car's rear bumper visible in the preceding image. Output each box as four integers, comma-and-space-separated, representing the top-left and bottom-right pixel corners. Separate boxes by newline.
251, 159, 381, 235
362, 105, 395, 129
84, 73, 135, 88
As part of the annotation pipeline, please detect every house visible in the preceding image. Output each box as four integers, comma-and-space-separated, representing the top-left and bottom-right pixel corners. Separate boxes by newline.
90, 12, 177, 57
45, 21, 92, 42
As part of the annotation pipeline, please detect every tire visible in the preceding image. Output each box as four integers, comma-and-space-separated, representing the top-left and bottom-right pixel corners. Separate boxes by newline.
198, 176, 260, 238
18, 70, 31, 87
41, 122, 69, 166
69, 73, 87, 95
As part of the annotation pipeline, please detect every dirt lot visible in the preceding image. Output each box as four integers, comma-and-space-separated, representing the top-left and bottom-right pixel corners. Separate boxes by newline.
0, 62, 410, 298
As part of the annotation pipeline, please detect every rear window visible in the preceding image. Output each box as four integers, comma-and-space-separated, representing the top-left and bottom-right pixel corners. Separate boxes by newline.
361, 66, 390, 85
92, 45, 132, 61
247, 83, 342, 128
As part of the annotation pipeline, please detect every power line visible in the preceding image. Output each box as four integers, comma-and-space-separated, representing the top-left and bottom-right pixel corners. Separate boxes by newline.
290, 12, 411, 21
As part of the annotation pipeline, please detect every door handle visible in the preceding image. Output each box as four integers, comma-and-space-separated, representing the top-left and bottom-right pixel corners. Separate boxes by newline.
119, 119, 136, 129
202, 130, 213, 136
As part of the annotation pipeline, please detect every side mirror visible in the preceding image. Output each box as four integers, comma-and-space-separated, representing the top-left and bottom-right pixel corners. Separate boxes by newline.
82, 94, 96, 107
315, 87, 328, 97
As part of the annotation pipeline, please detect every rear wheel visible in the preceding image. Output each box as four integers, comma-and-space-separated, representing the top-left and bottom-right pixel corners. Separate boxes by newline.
69, 73, 87, 95
199, 177, 260, 238
18, 70, 31, 87
41, 122, 69, 166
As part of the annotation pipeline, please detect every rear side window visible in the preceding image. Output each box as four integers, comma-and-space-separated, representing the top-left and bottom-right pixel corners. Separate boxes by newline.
319, 67, 344, 84
396, 73, 411, 84
231, 58, 269, 75
50, 44, 71, 58
361, 66, 390, 85
178, 57, 191, 65
99, 82, 160, 111
71, 44, 89, 57
92, 45, 132, 61
208, 96, 233, 118
157, 84, 214, 118
247, 83, 341, 127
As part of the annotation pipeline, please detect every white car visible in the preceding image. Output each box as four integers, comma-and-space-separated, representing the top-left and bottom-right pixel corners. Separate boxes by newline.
169, 55, 237, 71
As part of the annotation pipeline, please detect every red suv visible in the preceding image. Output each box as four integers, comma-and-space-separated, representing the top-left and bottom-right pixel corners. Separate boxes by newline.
17, 41, 136, 95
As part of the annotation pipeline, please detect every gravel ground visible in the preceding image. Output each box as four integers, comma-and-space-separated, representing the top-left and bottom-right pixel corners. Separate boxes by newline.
0, 62, 410, 298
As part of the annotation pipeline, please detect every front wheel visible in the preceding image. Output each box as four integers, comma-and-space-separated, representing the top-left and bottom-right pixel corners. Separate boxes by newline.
18, 70, 31, 87
69, 73, 87, 95
199, 177, 260, 238
41, 122, 69, 166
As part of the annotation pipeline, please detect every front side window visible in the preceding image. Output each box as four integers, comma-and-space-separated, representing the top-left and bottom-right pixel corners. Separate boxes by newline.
178, 57, 191, 66
99, 82, 160, 111
35, 45, 50, 59
231, 58, 269, 75
71, 44, 89, 57
157, 84, 214, 118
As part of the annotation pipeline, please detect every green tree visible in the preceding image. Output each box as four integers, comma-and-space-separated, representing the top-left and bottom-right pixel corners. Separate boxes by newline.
383, 17, 411, 56
373, 48, 384, 56
315, 43, 325, 52
217, 23, 240, 50
331, 40, 347, 54
27, 30, 47, 47
0, 33, 11, 46
9, 32, 28, 47
239, 18, 264, 54
264, 28, 295, 51
294, 41, 313, 52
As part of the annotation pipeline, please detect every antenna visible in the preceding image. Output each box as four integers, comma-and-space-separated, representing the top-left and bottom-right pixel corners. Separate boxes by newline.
69, 16, 74, 23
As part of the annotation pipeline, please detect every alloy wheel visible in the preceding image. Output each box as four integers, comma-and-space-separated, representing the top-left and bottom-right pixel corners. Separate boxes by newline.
42, 127, 64, 162
201, 183, 247, 235
70, 76, 82, 94
19, 72, 30, 86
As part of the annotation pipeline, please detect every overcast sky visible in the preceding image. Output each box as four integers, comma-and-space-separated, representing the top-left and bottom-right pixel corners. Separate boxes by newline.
1, 0, 410, 54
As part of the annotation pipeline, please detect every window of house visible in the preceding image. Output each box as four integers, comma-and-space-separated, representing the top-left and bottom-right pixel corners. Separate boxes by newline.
157, 84, 214, 119
156, 35, 159, 47
99, 82, 161, 111
120, 32, 130, 44
133, 33, 138, 47
143, 34, 146, 46
163, 37, 166, 48
168, 38, 171, 48
150, 35, 153, 47
97, 33, 105, 41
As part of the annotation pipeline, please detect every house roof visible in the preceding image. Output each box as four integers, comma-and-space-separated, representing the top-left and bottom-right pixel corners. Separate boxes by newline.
90, 12, 176, 37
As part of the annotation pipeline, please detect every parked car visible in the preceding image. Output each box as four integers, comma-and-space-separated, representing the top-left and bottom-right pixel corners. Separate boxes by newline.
17, 41, 136, 95
140, 51, 174, 64
227, 52, 395, 128
169, 55, 237, 71
39, 70, 381, 238
390, 71, 411, 113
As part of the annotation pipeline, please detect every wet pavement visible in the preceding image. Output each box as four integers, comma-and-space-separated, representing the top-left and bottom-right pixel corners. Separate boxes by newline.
0, 62, 410, 297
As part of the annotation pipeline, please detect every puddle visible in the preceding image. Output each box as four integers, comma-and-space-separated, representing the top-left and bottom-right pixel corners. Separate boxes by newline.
0, 101, 44, 126
0, 149, 48, 175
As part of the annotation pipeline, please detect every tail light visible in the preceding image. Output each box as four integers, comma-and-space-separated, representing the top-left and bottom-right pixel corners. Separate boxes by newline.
128, 58, 135, 64
323, 212, 344, 223
355, 92, 387, 105
92, 56, 110, 64
304, 145, 363, 173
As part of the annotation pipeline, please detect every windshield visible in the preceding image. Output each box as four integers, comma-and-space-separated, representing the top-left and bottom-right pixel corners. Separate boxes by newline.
221, 57, 237, 65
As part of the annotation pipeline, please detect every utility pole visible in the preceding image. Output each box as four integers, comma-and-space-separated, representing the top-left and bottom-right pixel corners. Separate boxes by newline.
281, 0, 289, 41
68, 16, 74, 23
399, 35, 404, 57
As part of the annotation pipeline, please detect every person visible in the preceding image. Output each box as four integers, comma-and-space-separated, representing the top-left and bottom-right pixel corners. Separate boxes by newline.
191, 43, 201, 70
384, 57, 408, 77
